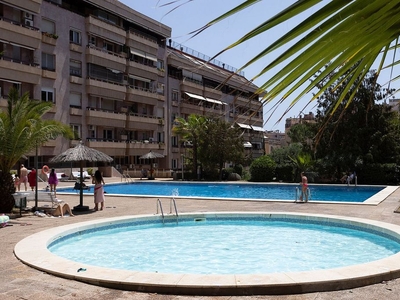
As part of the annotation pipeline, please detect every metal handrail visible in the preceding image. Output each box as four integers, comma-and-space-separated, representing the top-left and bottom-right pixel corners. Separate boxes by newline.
170, 198, 179, 224
156, 199, 164, 224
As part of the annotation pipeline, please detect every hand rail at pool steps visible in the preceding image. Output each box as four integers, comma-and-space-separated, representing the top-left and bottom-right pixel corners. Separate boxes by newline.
170, 198, 179, 224
121, 172, 133, 183
156, 199, 164, 224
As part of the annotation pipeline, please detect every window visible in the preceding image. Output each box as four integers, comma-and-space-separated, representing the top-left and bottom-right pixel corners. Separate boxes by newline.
69, 29, 81, 45
172, 159, 177, 169
42, 18, 55, 34
70, 124, 81, 140
103, 41, 113, 52
103, 129, 113, 141
172, 90, 178, 101
88, 125, 96, 140
156, 83, 164, 94
70, 59, 82, 77
89, 36, 96, 46
171, 136, 178, 147
157, 59, 164, 70
42, 53, 55, 71
41, 88, 54, 103
69, 93, 81, 108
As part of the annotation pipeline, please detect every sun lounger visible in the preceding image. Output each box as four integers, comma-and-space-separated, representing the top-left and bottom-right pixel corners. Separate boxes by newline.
72, 171, 90, 180
13, 191, 63, 211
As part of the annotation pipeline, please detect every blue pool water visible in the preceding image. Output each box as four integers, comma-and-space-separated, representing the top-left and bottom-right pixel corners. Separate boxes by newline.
49, 216, 400, 274
59, 182, 384, 202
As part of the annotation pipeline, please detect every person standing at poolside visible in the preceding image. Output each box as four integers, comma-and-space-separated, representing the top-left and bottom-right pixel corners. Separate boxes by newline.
48, 168, 59, 196
92, 170, 105, 211
28, 168, 37, 191
19, 164, 28, 191
298, 172, 308, 202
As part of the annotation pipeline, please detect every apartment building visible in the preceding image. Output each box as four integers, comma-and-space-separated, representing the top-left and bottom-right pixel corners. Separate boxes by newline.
166, 42, 265, 169
0, 0, 264, 172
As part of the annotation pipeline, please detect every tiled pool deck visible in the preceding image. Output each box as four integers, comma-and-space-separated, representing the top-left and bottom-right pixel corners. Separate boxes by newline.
2, 179, 400, 299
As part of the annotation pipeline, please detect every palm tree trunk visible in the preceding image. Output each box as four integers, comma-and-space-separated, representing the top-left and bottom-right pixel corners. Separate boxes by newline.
0, 171, 16, 213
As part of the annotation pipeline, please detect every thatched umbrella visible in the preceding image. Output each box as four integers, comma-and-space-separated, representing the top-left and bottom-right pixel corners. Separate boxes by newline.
50, 141, 113, 211
139, 150, 164, 179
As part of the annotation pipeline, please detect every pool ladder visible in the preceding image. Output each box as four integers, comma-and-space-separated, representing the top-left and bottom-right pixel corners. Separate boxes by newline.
295, 187, 311, 202
156, 198, 179, 224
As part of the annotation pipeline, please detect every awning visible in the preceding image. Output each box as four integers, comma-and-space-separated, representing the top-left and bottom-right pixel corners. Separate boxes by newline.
243, 142, 252, 148
130, 48, 157, 61
237, 123, 252, 129
205, 97, 227, 105
107, 68, 123, 74
185, 92, 206, 101
251, 125, 265, 132
128, 74, 151, 82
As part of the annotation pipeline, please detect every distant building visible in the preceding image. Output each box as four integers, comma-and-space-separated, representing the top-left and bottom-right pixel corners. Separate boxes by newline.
264, 130, 286, 154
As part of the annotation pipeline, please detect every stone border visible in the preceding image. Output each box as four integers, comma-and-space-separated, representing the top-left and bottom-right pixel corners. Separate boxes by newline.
14, 212, 400, 296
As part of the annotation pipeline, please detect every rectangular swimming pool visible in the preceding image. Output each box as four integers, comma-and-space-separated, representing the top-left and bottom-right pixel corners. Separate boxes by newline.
58, 182, 395, 203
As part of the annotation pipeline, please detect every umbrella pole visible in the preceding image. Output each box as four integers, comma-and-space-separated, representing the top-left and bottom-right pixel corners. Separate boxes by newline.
73, 161, 89, 211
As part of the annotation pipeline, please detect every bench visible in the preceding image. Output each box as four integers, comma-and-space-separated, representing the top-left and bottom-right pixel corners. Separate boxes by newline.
13, 192, 63, 214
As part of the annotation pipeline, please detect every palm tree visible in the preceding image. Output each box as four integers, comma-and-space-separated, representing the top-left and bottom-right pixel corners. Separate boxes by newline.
0, 88, 72, 212
162, 0, 399, 116
172, 114, 207, 178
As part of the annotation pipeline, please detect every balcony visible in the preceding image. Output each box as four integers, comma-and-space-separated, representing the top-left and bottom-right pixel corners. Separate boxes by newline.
180, 78, 203, 95
126, 114, 159, 131
2, 0, 41, 13
41, 32, 58, 46
127, 60, 158, 81
126, 30, 158, 54
0, 58, 41, 84
0, 17, 41, 49
86, 45, 127, 72
70, 43, 83, 53
204, 85, 223, 99
86, 78, 126, 100
86, 16, 126, 45
125, 142, 160, 156
86, 139, 126, 156
86, 108, 126, 127
126, 86, 159, 105
180, 102, 204, 115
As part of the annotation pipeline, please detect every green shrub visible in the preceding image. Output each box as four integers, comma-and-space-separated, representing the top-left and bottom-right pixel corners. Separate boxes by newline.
357, 163, 400, 185
250, 155, 276, 182
233, 164, 243, 176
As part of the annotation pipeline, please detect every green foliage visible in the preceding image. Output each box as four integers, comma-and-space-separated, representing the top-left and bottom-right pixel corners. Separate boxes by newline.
197, 117, 244, 180
233, 164, 243, 176
249, 155, 276, 182
356, 164, 400, 185
0, 88, 72, 212
172, 114, 207, 179
313, 70, 400, 181
275, 165, 294, 182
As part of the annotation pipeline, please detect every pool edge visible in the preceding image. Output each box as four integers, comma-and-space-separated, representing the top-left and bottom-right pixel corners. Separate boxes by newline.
14, 212, 400, 296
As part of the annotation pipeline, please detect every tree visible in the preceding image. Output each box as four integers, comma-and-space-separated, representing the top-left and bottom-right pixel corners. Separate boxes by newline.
198, 117, 244, 180
0, 88, 72, 212
172, 114, 207, 178
160, 0, 399, 119
313, 71, 400, 180
249, 155, 276, 182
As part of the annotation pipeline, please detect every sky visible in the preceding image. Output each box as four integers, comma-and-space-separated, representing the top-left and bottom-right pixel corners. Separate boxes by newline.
119, 0, 399, 132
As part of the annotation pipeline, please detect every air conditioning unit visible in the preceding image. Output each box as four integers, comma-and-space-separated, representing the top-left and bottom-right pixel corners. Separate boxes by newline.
24, 19, 34, 27
24, 12, 33, 19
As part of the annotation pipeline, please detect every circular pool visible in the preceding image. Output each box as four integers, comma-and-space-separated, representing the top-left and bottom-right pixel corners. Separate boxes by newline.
14, 212, 400, 295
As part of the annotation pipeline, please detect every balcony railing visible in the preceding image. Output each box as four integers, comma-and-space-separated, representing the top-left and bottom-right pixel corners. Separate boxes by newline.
0, 55, 39, 67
